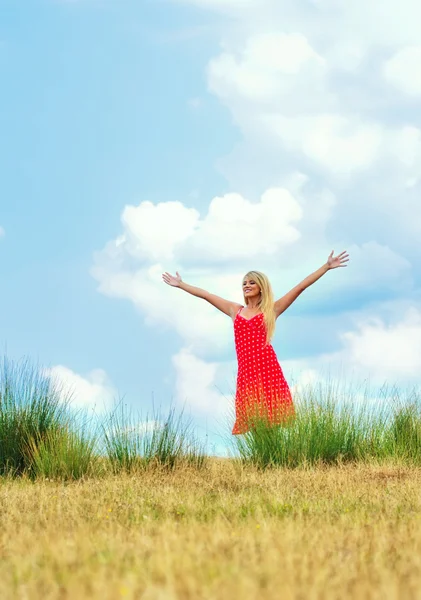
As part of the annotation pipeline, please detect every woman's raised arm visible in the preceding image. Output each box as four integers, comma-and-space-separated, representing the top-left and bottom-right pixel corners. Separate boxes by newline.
162, 271, 241, 319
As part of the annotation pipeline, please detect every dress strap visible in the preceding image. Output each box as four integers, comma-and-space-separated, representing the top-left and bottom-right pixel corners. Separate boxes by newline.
237, 306, 244, 317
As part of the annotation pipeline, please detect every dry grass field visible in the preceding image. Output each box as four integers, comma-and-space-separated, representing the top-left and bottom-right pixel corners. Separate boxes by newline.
1, 459, 421, 600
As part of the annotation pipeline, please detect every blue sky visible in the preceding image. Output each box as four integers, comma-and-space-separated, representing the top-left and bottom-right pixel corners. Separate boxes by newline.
1, 0, 421, 453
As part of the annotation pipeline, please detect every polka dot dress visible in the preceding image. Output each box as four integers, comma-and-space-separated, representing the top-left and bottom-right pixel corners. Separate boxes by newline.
232, 306, 295, 435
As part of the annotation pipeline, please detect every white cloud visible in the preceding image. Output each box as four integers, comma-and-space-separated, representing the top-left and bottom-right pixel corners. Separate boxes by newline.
104, 189, 304, 267
169, 0, 421, 200
392, 127, 421, 168
170, 0, 421, 265
206, 27, 421, 177
0, 226, 5, 238
316, 0, 421, 49
208, 32, 327, 109
45, 365, 116, 412
172, 347, 230, 419
301, 117, 381, 173
282, 304, 421, 386
260, 114, 384, 175
342, 307, 421, 380
383, 46, 421, 96
183, 189, 303, 261
120, 200, 200, 262
178, 0, 421, 50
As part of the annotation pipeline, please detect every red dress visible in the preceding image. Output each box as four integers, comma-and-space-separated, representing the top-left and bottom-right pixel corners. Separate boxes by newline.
232, 306, 295, 434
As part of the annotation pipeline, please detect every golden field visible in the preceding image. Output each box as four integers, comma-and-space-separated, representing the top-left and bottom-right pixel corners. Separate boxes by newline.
1, 459, 421, 600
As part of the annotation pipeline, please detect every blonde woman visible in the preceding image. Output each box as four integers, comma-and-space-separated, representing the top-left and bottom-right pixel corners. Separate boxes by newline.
162, 250, 349, 434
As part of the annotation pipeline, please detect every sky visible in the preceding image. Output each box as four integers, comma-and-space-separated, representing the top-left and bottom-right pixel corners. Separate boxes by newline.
1, 0, 421, 454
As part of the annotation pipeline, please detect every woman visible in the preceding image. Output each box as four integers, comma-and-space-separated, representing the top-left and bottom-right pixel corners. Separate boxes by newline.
162, 250, 349, 434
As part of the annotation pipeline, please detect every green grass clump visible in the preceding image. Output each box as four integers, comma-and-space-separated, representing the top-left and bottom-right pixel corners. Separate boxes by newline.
387, 401, 421, 461
0, 357, 70, 476
29, 424, 98, 481
234, 380, 421, 468
0, 356, 100, 480
103, 403, 206, 472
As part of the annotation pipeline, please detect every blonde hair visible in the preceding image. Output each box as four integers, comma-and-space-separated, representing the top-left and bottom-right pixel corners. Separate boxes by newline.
243, 271, 276, 344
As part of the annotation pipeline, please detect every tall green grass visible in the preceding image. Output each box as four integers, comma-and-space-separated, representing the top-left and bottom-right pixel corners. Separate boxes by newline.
103, 402, 206, 472
0, 355, 206, 479
3, 354, 421, 476
0, 357, 69, 476
28, 424, 98, 480
0, 356, 98, 480
234, 379, 421, 468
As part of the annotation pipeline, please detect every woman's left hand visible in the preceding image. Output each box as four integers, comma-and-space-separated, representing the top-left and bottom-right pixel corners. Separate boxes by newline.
327, 250, 350, 269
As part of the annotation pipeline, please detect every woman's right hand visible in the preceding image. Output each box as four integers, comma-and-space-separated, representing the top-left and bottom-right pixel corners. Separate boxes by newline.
162, 271, 182, 287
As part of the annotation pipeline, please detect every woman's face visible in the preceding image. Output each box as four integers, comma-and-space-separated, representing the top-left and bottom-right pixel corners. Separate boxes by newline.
242, 276, 261, 301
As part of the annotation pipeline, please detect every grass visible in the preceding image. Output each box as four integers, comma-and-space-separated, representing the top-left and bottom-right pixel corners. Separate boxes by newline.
102, 402, 206, 473
2, 356, 421, 478
0, 356, 206, 480
1, 461, 421, 599
1, 355, 421, 597
0, 356, 70, 477
29, 424, 98, 481
234, 379, 421, 468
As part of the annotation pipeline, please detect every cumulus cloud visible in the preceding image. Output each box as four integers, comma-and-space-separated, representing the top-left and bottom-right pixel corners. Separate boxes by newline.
45, 365, 116, 412
208, 32, 327, 110
282, 303, 421, 387
183, 189, 303, 261
170, 0, 421, 267
342, 307, 421, 380
383, 46, 421, 96
260, 114, 384, 175
178, 0, 421, 50
171, 0, 421, 228
206, 26, 421, 178
172, 348, 229, 418
105, 189, 304, 267
119, 201, 200, 263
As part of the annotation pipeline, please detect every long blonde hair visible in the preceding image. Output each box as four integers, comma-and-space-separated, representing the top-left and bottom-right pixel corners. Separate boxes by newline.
243, 271, 276, 344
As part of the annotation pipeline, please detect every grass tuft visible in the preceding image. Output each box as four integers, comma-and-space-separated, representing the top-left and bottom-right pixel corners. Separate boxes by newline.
103, 402, 206, 472
234, 379, 421, 468
28, 424, 98, 481
0, 356, 70, 476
